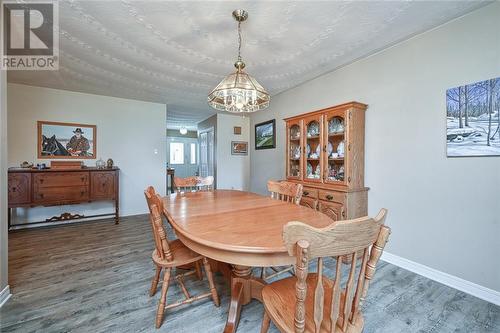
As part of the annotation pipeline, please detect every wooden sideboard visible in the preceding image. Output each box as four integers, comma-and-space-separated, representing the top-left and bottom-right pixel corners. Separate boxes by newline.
284, 101, 368, 221
8, 167, 119, 229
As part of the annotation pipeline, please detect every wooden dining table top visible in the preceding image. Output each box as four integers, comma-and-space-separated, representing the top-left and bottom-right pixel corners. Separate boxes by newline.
162, 190, 334, 255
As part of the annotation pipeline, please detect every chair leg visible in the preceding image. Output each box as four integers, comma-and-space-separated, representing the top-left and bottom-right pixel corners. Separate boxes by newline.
150, 265, 162, 297
202, 257, 220, 307
156, 268, 171, 329
195, 260, 203, 280
261, 310, 271, 333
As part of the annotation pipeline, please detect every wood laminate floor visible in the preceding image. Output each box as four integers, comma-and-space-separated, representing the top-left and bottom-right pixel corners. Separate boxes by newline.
1, 216, 499, 333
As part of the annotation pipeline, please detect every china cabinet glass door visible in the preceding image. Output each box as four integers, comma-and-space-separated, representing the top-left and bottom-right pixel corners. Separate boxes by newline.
287, 121, 302, 179
323, 111, 347, 185
303, 115, 323, 182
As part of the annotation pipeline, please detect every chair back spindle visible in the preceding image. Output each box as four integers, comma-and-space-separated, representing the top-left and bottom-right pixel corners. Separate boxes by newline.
283, 209, 390, 333
267, 180, 303, 205
144, 188, 173, 261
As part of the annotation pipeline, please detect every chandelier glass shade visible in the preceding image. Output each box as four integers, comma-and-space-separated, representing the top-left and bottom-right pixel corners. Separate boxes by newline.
208, 10, 270, 113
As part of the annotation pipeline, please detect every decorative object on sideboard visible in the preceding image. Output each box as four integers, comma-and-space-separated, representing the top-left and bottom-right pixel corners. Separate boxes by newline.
207, 9, 270, 113
231, 141, 248, 155
106, 158, 114, 168
96, 158, 106, 169
234, 126, 242, 135
38, 121, 97, 159
51, 161, 83, 170
36, 163, 48, 170
20, 161, 33, 168
255, 119, 276, 150
446, 76, 500, 157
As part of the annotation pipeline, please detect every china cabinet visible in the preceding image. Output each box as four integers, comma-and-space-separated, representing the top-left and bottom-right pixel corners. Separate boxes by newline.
284, 101, 368, 221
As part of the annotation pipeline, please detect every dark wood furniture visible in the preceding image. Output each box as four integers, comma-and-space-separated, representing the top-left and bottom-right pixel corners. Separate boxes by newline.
261, 209, 390, 333
144, 187, 220, 328
8, 167, 119, 229
167, 168, 175, 193
285, 102, 368, 222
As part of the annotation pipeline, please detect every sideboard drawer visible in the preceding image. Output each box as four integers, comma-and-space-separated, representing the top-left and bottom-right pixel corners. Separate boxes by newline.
34, 172, 89, 188
318, 190, 345, 204
34, 186, 89, 204
301, 187, 318, 199
8, 173, 31, 206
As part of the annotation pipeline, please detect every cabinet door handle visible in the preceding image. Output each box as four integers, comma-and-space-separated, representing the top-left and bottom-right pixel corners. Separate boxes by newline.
348, 176, 352, 183
11, 187, 16, 192
342, 210, 346, 218
81, 177, 85, 182
326, 194, 333, 201
39, 179, 44, 184
80, 191, 85, 196
39, 193, 44, 198
303, 191, 309, 196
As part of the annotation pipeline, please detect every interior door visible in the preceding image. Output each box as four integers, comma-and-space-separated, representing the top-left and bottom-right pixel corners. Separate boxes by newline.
199, 128, 215, 181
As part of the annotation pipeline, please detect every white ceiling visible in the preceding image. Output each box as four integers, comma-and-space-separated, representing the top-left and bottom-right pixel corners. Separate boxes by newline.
8, 0, 490, 130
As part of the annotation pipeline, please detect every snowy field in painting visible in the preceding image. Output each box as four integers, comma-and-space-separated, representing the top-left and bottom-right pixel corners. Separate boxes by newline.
447, 115, 500, 156
446, 77, 500, 157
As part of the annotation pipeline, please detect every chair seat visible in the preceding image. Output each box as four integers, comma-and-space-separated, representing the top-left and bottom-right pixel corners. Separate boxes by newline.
152, 239, 203, 268
262, 274, 364, 333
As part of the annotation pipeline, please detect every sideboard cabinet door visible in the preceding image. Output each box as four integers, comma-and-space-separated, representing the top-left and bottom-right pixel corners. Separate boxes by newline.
90, 172, 116, 200
8, 173, 31, 206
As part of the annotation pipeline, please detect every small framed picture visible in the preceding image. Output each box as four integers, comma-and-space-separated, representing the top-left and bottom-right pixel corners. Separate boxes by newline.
234, 126, 242, 135
38, 121, 97, 159
255, 119, 276, 150
231, 141, 248, 155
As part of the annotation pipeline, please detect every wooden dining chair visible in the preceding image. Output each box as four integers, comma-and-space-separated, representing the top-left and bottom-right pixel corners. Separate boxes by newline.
144, 190, 220, 328
260, 209, 390, 333
173, 176, 199, 193
196, 176, 214, 191
262, 180, 304, 281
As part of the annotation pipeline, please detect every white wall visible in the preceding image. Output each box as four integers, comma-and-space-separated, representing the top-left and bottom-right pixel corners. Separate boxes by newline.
7, 84, 166, 224
0, 63, 9, 301
217, 113, 250, 191
250, 3, 500, 293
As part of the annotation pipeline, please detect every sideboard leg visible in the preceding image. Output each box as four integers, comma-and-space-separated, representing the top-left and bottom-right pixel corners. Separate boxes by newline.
115, 199, 120, 225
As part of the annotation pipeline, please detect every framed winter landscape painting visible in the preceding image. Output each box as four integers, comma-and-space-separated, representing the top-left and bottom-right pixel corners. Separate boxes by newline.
446, 77, 500, 157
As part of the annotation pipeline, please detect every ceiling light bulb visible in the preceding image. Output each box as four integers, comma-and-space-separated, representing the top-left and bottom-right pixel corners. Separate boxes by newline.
179, 127, 188, 135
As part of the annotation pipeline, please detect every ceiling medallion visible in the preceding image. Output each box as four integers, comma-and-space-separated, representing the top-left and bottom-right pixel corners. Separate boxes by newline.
208, 9, 270, 113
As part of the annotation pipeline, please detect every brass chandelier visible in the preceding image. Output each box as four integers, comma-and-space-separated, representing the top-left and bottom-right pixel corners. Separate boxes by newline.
208, 9, 270, 113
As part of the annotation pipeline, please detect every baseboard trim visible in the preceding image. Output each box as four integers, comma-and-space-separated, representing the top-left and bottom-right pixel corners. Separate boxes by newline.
381, 252, 500, 306
0, 285, 11, 308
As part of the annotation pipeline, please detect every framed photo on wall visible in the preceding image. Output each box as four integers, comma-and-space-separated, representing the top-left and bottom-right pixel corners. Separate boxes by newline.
231, 141, 248, 155
255, 119, 276, 150
38, 121, 97, 159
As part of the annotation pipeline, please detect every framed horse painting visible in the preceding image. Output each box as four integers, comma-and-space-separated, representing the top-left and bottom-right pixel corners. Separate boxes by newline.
37, 121, 97, 159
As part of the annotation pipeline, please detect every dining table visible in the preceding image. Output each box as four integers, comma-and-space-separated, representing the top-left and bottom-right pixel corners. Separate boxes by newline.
162, 189, 334, 333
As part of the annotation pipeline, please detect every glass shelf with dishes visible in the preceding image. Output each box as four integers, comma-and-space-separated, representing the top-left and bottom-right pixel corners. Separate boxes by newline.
287, 123, 302, 179
305, 118, 322, 181
325, 115, 346, 184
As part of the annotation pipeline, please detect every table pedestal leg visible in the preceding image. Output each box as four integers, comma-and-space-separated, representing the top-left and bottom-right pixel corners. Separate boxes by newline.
223, 265, 265, 333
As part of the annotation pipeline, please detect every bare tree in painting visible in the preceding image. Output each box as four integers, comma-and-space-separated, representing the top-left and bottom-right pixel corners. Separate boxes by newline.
464, 85, 469, 127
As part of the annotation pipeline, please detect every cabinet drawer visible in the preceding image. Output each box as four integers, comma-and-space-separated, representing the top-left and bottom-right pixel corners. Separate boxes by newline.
318, 201, 344, 221
34, 186, 89, 204
34, 172, 89, 187
301, 188, 318, 199
318, 190, 345, 204
8, 173, 31, 206
90, 172, 116, 200
300, 197, 318, 210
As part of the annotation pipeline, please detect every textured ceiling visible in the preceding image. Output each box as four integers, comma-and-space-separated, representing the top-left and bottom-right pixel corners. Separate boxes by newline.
8, 0, 490, 130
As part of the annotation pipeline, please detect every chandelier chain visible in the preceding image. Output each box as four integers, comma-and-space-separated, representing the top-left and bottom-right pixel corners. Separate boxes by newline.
237, 21, 242, 62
